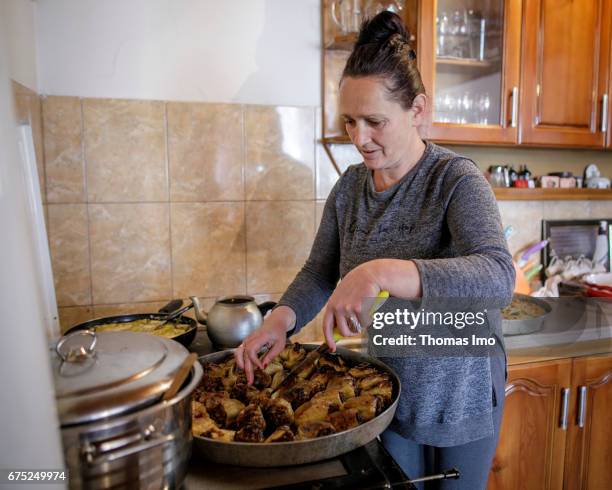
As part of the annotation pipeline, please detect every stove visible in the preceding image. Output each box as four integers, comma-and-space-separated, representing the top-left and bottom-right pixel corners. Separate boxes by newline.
271, 439, 415, 489
184, 439, 415, 490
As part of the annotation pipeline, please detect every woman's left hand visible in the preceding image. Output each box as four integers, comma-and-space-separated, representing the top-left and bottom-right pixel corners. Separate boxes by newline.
322, 261, 381, 352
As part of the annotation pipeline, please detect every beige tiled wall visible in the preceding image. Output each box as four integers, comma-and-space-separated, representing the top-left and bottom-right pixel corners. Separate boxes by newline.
17, 87, 612, 341
43, 96, 85, 202
167, 102, 244, 201
39, 95, 324, 342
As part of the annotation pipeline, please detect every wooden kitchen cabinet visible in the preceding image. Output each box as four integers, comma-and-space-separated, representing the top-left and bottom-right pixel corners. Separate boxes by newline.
321, 0, 612, 155
488, 354, 612, 490
519, 0, 612, 148
420, 0, 612, 148
419, 0, 522, 145
488, 359, 572, 490
321, 0, 418, 137
563, 354, 612, 490
608, 12, 612, 149
320, 0, 419, 172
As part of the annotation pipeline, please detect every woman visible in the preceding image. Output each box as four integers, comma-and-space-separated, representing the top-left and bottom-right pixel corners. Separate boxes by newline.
236, 11, 514, 489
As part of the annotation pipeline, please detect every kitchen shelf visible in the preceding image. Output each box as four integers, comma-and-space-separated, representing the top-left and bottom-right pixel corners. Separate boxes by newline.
325, 33, 357, 51
319, 136, 354, 176
321, 136, 351, 144
317, 142, 612, 200
436, 57, 501, 68
493, 188, 612, 200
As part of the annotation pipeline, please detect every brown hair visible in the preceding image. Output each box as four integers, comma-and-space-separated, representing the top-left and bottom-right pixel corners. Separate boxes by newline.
342, 11, 426, 110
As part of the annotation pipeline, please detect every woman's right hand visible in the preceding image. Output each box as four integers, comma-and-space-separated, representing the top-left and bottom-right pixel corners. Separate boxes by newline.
234, 306, 295, 384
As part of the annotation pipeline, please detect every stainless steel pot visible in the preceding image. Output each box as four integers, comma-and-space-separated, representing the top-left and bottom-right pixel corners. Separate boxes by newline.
190, 295, 276, 348
193, 345, 400, 467
52, 330, 203, 489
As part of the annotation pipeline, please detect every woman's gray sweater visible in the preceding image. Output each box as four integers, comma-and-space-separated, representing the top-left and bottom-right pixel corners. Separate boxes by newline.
277, 141, 515, 446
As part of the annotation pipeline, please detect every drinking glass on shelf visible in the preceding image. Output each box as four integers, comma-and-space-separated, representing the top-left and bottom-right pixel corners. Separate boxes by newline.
459, 11, 469, 36
437, 11, 449, 57
442, 93, 456, 113
462, 92, 473, 112
466, 92, 477, 123
331, 0, 362, 35
435, 91, 489, 125
449, 10, 462, 35
466, 9, 484, 60
436, 15, 440, 55
434, 93, 443, 110
434, 93, 447, 122
365, 0, 402, 18
449, 10, 466, 57
476, 92, 491, 124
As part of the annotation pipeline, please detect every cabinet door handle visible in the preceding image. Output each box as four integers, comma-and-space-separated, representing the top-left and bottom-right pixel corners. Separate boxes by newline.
577, 386, 587, 428
510, 87, 519, 128
560, 387, 570, 430
602, 95, 609, 133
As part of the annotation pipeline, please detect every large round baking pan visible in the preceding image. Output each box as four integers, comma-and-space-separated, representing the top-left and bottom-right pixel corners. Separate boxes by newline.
193, 345, 400, 467
502, 293, 552, 336
66, 313, 197, 348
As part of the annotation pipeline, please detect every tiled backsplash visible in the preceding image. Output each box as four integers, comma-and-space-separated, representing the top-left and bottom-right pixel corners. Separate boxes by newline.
498, 200, 611, 258
11, 81, 612, 342
28, 90, 335, 342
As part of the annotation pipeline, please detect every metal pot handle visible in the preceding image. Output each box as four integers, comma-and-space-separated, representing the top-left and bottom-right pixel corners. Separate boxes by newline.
55, 329, 97, 362
257, 301, 276, 318
82, 426, 176, 465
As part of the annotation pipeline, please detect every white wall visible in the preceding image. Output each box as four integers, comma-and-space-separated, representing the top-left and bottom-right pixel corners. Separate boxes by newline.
1, 0, 39, 90
0, 24, 65, 479
36, 0, 321, 106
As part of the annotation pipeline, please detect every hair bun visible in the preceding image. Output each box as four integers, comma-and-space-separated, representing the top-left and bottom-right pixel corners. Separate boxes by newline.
342, 10, 426, 110
355, 11, 410, 48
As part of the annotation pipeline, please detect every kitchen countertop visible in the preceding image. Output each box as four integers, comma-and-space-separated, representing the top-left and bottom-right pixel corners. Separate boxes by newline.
507, 337, 612, 365
189, 315, 612, 367
505, 298, 612, 363
185, 309, 612, 488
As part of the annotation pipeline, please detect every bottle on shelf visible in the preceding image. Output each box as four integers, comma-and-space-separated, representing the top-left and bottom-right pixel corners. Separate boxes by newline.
592, 220, 609, 272
508, 166, 518, 184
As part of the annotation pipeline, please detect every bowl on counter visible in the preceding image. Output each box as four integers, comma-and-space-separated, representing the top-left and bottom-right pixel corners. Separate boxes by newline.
64, 299, 199, 348
502, 294, 552, 336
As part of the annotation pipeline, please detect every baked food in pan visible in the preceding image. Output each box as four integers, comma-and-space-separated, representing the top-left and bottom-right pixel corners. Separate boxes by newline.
192, 343, 392, 443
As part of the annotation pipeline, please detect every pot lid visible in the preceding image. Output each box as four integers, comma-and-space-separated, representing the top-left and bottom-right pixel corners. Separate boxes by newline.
52, 330, 189, 426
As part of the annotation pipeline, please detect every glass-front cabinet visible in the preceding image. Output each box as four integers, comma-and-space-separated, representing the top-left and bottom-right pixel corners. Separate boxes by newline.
321, 0, 418, 174
322, 0, 612, 152
322, 0, 416, 141
419, 0, 522, 144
